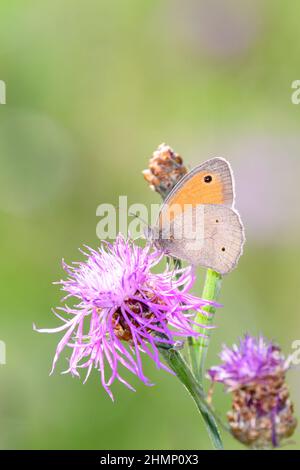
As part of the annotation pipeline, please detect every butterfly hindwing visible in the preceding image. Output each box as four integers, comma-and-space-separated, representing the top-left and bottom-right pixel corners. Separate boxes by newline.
157, 204, 245, 275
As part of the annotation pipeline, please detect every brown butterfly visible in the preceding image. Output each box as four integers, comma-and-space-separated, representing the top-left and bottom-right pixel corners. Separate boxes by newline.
150, 158, 245, 275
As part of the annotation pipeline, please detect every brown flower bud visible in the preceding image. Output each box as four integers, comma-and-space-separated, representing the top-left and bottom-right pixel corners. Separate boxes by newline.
227, 374, 297, 449
143, 143, 188, 199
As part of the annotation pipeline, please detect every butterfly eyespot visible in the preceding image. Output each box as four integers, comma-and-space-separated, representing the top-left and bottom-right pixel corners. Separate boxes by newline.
204, 175, 212, 183
221, 247, 226, 252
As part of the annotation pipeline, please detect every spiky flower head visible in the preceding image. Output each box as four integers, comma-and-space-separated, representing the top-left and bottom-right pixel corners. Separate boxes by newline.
142, 143, 187, 199
35, 234, 216, 400
207, 335, 297, 448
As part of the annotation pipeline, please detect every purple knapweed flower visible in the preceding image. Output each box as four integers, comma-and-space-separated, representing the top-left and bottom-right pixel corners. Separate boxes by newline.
207, 334, 287, 390
207, 335, 297, 448
35, 234, 216, 400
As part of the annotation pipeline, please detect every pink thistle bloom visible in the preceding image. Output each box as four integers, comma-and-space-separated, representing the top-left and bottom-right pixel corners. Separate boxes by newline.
35, 234, 217, 400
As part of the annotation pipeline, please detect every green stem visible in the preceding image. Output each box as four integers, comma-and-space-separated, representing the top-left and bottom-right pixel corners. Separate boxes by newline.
191, 269, 222, 380
158, 344, 223, 449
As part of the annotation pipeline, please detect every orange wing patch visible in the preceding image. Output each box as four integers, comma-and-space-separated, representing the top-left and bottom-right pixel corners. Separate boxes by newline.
160, 171, 225, 224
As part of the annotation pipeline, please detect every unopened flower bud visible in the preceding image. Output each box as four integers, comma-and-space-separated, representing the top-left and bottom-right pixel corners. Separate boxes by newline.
143, 143, 187, 199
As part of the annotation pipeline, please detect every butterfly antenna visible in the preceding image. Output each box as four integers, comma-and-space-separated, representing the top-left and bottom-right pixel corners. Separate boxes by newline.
128, 210, 148, 226
127, 210, 154, 243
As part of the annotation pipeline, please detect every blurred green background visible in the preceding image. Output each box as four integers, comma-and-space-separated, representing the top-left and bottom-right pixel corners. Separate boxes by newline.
0, 0, 300, 450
